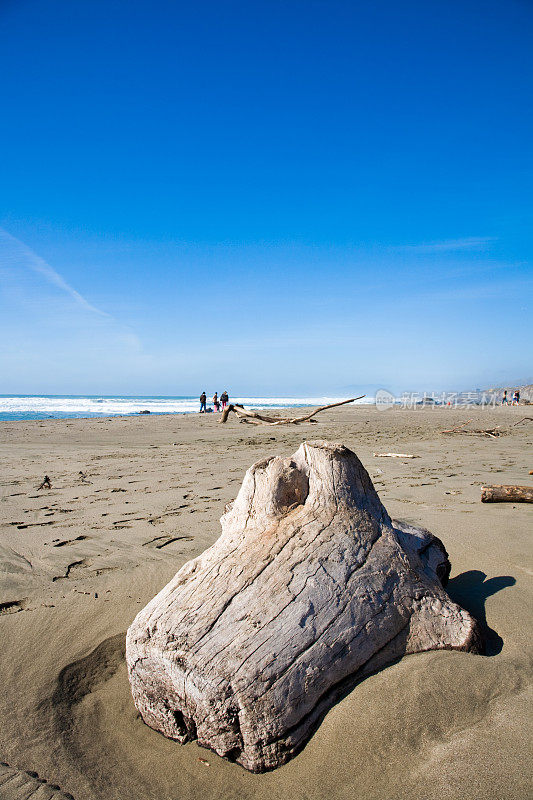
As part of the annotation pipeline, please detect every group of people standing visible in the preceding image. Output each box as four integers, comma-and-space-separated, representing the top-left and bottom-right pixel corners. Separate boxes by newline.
199, 390, 229, 413
502, 389, 521, 405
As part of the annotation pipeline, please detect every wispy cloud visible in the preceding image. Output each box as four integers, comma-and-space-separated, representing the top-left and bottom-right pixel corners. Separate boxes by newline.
399, 237, 497, 254
0, 228, 111, 317
418, 276, 533, 303
0, 228, 143, 357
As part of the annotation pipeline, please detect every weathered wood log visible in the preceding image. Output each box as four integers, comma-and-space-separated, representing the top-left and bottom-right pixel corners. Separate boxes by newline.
126, 441, 482, 773
219, 396, 365, 425
481, 485, 533, 503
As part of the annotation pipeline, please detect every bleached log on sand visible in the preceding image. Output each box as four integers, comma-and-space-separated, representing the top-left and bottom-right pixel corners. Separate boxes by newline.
127, 441, 482, 773
373, 452, 419, 458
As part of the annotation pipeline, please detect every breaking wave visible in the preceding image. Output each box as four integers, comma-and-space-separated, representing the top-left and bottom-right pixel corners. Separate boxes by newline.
0, 395, 373, 421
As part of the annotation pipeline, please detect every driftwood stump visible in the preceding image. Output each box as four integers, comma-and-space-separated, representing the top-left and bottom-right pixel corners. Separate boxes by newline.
126, 441, 482, 772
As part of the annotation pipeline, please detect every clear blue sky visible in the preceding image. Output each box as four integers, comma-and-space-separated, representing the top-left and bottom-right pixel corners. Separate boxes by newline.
1, 0, 531, 395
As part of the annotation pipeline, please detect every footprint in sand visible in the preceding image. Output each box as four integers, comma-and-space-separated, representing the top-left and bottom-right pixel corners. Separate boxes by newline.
51, 536, 89, 548
0, 599, 27, 616
51, 633, 125, 740
52, 560, 91, 582
14, 521, 56, 530
142, 535, 193, 549
0, 763, 75, 799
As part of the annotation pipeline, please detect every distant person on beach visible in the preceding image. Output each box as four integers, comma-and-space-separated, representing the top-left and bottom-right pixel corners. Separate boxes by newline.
199, 392, 207, 413
212, 392, 220, 411
502, 390, 508, 405
512, 390, 520, 405
220, 391, 229, 410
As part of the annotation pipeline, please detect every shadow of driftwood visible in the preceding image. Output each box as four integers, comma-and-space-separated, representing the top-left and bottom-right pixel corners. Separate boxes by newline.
447, 570, 516, 655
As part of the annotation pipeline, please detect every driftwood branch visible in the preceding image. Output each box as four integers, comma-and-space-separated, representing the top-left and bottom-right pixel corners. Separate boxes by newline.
440, 421, 502, 438
219, 396, 365, 425
441, 417, 533, 439
481, 485, 533, 503
440, 419, 473, 434
37, 475, 52, 490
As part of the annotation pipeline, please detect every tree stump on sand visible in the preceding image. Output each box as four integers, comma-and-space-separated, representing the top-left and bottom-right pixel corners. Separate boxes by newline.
126, 441, 483, 772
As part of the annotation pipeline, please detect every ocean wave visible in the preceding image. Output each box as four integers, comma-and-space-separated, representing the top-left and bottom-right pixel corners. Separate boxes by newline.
0, 395, 373, 421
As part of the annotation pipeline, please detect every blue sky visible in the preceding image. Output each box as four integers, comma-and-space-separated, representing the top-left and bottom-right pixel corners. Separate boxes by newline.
0, 0, 531, 395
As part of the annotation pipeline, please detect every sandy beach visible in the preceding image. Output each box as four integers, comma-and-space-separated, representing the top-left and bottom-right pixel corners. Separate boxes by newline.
1, 404, 531, 800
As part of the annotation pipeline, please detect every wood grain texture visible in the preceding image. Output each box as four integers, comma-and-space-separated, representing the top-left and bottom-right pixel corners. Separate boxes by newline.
126, 441, 482, 772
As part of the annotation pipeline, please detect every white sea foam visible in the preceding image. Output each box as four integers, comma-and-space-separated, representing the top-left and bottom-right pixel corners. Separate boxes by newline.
0, 395, 374, 420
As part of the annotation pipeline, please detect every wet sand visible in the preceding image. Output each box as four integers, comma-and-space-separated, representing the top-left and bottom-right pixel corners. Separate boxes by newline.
0, 405, 531, 800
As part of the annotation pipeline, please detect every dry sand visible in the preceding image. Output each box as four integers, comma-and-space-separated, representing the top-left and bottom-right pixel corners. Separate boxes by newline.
0, 405, 531, 800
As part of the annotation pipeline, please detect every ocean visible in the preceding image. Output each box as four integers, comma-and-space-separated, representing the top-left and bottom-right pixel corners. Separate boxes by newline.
0, 395, 373, 422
